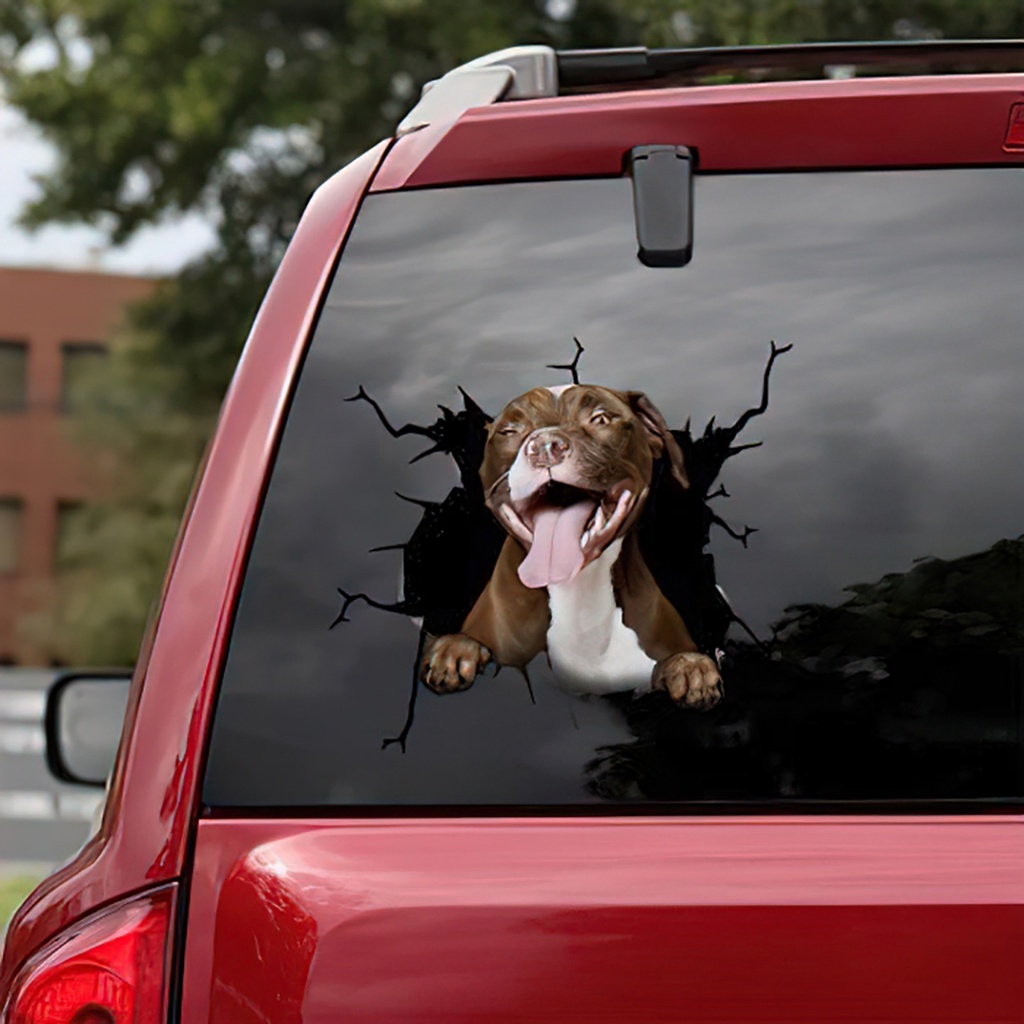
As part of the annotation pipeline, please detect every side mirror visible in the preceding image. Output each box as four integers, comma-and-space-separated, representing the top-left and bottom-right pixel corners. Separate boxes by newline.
45, 671, 132, 787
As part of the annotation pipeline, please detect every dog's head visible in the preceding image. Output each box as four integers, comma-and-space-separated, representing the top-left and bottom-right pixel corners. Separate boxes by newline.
480, 384, 688, 589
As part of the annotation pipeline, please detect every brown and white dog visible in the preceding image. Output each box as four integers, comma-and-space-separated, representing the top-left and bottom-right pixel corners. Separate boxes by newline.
420, 384, 723, 708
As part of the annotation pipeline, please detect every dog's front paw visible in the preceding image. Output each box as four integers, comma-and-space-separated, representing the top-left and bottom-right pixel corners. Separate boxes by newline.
421, 634, 492, 693
653, 652, 723, 710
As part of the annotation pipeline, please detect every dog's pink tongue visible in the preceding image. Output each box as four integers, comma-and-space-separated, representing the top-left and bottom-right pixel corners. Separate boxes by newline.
518, 501, 596, 589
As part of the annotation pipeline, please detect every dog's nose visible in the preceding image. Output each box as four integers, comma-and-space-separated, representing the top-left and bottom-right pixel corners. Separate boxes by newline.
526, 430, 571, 468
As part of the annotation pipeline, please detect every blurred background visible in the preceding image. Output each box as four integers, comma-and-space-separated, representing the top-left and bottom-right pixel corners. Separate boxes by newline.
1, 0, 1022, 927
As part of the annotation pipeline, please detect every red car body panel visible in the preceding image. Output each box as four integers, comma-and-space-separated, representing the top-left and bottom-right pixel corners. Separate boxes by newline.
372, 75, 1024, 192
180, 817, 1024, 1022
4, 70, 1024, 1019
0, 141, 390, 992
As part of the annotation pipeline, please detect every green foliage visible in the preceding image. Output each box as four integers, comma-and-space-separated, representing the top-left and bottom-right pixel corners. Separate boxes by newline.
2, 0, 1021, 663
629, 0, 1024, 47
0, 874, 41, 934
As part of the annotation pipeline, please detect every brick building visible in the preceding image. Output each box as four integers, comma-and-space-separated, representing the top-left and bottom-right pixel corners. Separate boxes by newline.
0, 266, 154, 665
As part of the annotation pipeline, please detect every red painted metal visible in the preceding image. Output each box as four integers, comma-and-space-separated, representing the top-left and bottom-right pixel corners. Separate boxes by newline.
372, 75, 1024, 191
5, 64, 1024, 1022
2, 886, 175, 1024
0, 139, 391, 992
180, 818, 1024, 1022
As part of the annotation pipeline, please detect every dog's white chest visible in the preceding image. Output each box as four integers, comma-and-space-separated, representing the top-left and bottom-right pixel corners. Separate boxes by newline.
545, 540, 655, 694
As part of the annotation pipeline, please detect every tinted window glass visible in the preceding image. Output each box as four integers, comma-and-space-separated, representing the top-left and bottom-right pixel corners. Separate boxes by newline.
206, 169, 1024, 808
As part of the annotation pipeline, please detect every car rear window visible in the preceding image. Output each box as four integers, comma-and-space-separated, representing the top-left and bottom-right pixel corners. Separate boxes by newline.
204, 168, 1024, 809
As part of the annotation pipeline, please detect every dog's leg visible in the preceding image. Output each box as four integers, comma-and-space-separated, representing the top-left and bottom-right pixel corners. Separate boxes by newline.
616, 536, 724, 708
618, 535, 701, 658
421, 538, 549, 694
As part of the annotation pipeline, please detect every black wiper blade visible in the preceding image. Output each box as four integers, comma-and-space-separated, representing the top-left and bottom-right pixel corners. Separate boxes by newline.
558, 40, 1024, 89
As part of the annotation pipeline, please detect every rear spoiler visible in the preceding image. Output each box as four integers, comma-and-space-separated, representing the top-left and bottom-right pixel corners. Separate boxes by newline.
398, 39, 1024, 135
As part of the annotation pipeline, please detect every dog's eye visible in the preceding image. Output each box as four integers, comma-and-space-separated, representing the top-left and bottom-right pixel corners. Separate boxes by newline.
590, 409, 616, 426
497, 423, 523, 436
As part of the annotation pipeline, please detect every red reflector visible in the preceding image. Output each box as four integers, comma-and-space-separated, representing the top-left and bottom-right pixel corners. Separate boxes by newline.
2, 886, 174, 1024
1005, 103, 1024, 151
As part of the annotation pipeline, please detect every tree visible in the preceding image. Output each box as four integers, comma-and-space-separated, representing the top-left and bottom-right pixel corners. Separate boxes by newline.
2, 0, 1021, 664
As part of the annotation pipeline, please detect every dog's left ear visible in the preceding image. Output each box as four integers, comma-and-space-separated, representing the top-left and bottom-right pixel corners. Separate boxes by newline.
627, 392, 689, 490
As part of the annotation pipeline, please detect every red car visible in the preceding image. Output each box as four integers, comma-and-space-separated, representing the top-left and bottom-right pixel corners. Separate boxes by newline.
3, 40, 1024, 1023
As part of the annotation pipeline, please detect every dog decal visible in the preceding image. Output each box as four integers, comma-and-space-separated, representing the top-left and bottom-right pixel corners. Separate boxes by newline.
334, 339, 790, 750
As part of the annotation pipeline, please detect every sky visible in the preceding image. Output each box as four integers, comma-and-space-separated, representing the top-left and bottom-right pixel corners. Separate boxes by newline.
0, 101, 216, 276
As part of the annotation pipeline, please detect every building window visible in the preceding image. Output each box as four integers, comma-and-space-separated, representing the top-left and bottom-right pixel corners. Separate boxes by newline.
0, 340, 28, 412
0, 498, 24, 574
61, 342, 107, 414
55, 500, 86, 573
